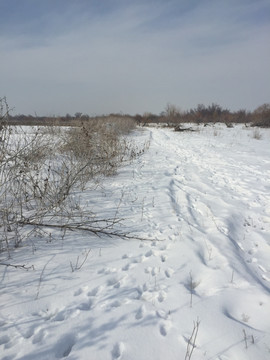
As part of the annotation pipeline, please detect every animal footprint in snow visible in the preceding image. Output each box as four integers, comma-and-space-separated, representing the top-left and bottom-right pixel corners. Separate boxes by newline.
55, 333, 76, 358
3, 336, 18, 349
135, 305, 146, 320
136, 283, 150, 300
159, 321, 171, 336
151, 267, 159, 276
53, 309, 67, 322
88, 286, 103, 297
165, 268, 174, 278
145, 266, 152, 274
145, 266, 160, 276
132, 255, 145, 264
32, 328, 47, 344
73, 288, 83, 297
52, 307, 80, 321
107, 275, 126, 288
107, 276, 120, 286
160, 255, 167, 263
158, 291, 167, 303
112, 342, 125, 359
77, 299, 92, 311
145, 249, 155, 257
160, 244, 170, 251
22, 326, 35, 339
0, 335, 10, 346
122, 263, 136, 271
110, 300, 122, 308
98, 267, 118, 275
122, 263, 130, 271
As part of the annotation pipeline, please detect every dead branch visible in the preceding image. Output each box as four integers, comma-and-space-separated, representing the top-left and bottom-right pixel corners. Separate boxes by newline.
18, 219, 156, 241
0, 262, 34, 270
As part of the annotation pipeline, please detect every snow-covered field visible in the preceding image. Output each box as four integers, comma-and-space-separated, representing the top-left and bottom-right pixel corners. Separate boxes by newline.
1, 124, 270, 360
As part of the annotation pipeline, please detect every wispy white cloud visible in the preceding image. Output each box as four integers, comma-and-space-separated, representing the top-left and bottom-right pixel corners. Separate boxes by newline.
0, 0, 269, 114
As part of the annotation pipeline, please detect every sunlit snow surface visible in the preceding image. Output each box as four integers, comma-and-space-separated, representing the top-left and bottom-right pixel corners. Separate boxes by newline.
1, 124, 270, 360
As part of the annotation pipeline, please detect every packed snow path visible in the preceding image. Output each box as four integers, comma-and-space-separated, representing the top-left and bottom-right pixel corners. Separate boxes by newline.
1, 125, 270, 359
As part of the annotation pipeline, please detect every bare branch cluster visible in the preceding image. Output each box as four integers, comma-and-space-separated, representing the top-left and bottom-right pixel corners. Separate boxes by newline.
0, 98, 143, 255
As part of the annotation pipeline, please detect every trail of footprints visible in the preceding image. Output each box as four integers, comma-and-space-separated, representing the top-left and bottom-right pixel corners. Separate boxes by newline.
124, 241, 174, 339
0, 241, 173, 359
74, 240, 173, 353
105, 239, 175, 357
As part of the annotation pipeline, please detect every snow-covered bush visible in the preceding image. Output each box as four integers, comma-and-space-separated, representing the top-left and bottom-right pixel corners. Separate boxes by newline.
0, 101, 138, 254
62, 118, 135, 178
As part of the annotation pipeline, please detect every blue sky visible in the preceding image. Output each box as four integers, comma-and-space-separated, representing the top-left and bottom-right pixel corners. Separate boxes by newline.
0, 0, 269, 115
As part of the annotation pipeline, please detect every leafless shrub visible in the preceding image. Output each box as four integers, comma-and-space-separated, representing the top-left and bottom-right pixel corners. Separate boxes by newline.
165, 103, 182, 121
0, 101, 142, 254
186, 271, 200, 308
70, 249, 91, 272
252, 103, 270, 127
62, 118, 137, 179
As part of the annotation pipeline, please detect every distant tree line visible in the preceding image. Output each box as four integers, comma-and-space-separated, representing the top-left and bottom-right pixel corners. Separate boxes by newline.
7, 113, 134, 127
135, 102, 270, 127
7, 102, 270, 127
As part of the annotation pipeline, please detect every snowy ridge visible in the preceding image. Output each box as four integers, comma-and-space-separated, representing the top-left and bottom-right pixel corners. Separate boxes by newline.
1, 124, 270, 359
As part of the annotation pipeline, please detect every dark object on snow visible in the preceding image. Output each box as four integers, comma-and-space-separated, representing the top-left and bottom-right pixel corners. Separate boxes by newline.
174, 124, 195, 132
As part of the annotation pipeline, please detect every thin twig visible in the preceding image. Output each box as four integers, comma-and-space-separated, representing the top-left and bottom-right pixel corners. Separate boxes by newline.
70, 249, 91, 272
243, 329, 248, 349
185, 318, 200, 360
36, 255, 55, 300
